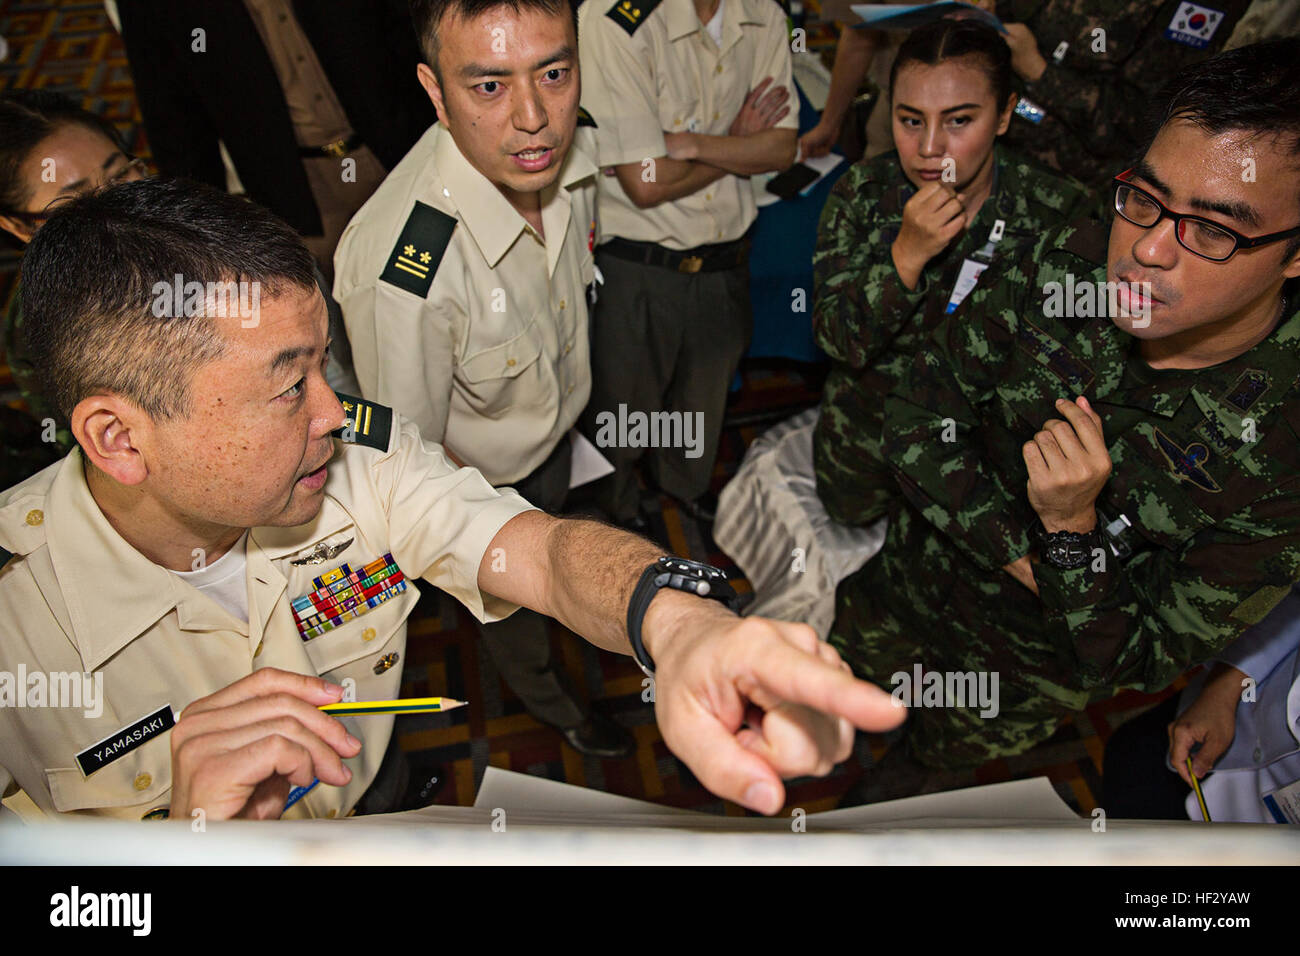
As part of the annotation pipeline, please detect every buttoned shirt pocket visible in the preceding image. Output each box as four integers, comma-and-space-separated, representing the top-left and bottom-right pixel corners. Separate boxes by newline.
299, 583, 416, 677
1100, 426, 1220, 553
45, 745, 171, 817
457, 320, 547, 419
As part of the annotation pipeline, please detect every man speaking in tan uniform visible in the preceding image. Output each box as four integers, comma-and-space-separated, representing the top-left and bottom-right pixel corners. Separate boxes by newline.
333, 0, 631, 756
0, 175, 903, 822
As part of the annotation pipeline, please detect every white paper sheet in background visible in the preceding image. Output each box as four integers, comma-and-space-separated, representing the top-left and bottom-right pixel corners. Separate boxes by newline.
568, 429, 614, 489
471, 766, 1078, 830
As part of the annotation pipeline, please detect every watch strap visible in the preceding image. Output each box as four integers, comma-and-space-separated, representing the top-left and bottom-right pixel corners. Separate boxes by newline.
626, 563, 665, 677
625, 557, 738, 677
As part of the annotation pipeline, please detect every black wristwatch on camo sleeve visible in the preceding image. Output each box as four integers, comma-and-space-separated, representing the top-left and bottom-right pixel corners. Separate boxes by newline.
1035, 516, 1104, 570
626, 557, 739, 677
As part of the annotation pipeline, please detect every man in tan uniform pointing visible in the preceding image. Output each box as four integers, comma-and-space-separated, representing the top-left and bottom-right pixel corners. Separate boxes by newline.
0, 175, 903, 822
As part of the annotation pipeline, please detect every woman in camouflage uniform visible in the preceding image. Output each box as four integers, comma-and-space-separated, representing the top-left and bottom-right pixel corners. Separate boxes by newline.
812, 18, 1096, 527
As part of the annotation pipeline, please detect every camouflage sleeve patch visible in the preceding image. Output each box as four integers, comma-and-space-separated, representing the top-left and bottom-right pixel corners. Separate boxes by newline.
606, 0, 662, 36
332, 392, 393, 453
577, 106, 598, 128
379, 202, 457, 298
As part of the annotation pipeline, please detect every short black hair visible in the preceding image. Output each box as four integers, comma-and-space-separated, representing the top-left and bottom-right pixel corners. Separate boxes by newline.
1144, 38, 1300, 259
408, 0, 579, 79
0, 89, 128, 213
22, 178, 316, 424
889, 18, 1015, 111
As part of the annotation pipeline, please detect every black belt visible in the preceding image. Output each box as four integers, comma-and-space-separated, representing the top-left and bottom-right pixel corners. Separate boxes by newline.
299, 133, 363, 158
598, 234, 750, 273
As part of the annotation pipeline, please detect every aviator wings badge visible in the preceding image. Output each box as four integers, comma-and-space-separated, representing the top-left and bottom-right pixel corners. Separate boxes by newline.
290, 537, 354, 566
1153, 429, 1222, 494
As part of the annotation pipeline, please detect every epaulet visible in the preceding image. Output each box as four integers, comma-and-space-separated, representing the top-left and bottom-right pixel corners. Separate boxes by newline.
577, 106, 598, 128
379, 201, 457, 298
332, 392, 394, 453
607, 0, 663, 36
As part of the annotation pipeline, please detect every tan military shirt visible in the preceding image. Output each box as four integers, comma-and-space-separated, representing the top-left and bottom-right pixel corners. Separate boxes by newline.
0, 408, 536, 820
334, 124, 598, 485
577, 0, 799, 249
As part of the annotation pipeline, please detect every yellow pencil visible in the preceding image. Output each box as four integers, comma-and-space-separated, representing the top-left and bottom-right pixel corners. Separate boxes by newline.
1187, 757, 1212, 822
321, 696, 467, 716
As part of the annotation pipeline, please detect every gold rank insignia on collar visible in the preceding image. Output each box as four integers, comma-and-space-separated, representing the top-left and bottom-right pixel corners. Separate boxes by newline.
379, 201, 456, 298
607, 0, 663, 35
290, 537, 354, 566
331, 391, 393, 453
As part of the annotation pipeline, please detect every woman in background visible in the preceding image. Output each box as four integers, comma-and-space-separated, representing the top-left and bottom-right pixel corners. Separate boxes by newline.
812, 18, 1095, 528
0, 90, 146, 486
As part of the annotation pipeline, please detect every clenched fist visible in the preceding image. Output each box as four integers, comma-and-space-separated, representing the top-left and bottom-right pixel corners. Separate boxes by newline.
1023, 396, 1112, 533
891, 182, 968, 289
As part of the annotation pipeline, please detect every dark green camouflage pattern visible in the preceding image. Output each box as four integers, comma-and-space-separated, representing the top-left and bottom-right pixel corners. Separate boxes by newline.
997, 0, 1254, 188
812, 145, 1095, 527
831, 219, 1300, 768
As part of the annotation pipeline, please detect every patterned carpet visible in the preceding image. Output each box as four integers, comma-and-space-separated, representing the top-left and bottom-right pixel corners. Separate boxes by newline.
0, 0, 1188, 819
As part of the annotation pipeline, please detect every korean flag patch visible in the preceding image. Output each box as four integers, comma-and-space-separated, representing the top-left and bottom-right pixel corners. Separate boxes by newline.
1164, 3, 1225, 49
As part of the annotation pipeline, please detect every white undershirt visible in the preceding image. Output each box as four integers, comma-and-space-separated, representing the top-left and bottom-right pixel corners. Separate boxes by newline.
171, 530, 251, 623
705, 0, 725, 47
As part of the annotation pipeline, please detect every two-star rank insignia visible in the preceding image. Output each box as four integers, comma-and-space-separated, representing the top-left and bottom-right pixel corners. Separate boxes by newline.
1154, 427, 1222, 493
379, 201, 456, 298
332, 391, 393, 452
607, 0, 662, 35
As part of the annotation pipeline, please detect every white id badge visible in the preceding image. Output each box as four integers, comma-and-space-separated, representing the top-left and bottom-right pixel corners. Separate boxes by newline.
945, 258, 990, 314
1261, 778, 1300, 824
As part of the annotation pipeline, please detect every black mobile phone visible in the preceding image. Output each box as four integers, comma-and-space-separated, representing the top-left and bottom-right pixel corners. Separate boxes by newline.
765, 163, 819, 200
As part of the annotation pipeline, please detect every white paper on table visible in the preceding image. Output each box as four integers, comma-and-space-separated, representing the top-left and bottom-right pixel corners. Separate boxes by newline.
470, 766, 1078, 830
809, 776, 1079, 827
474, 766, 698, 817
568, 428, 614, 489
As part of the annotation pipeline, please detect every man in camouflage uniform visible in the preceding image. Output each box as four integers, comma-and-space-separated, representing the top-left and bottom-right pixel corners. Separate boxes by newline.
813, 144, 1094, 527
995, 0, 1254, 188
831, 39, 1300, 771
